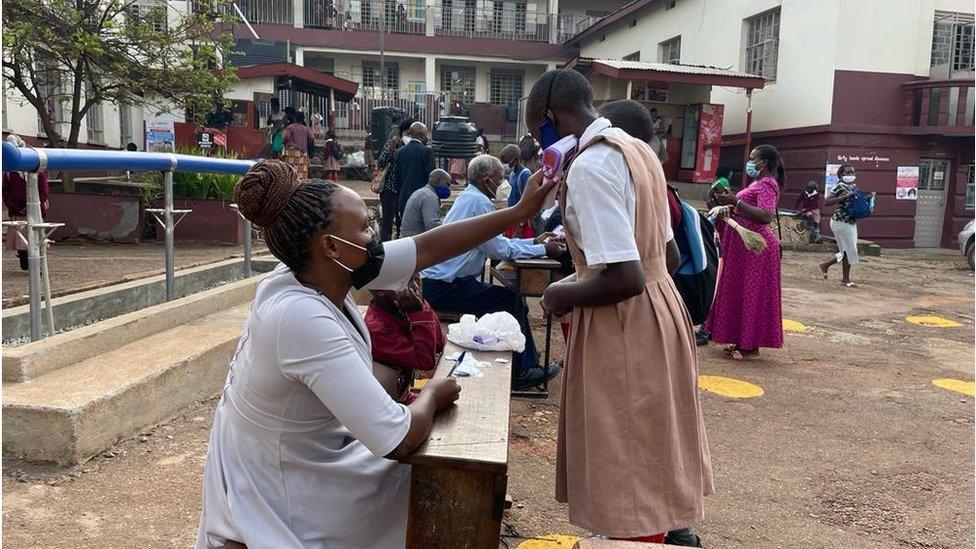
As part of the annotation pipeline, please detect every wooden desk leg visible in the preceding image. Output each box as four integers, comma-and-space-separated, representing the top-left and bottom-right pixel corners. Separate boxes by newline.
407, 466, 507, 549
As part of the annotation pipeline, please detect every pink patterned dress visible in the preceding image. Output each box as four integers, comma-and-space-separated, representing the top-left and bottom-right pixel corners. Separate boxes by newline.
705, 176, 783, 350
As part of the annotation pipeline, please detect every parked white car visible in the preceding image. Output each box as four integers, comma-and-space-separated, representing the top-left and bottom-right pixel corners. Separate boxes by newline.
959, 219, 975, 270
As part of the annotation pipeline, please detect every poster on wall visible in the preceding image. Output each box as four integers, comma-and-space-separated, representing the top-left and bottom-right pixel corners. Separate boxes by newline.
146, 119, 175, 152
825, 164, 841, 195
896, 166, 919, 200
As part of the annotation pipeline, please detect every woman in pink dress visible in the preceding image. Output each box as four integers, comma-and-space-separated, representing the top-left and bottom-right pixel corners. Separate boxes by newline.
706, 144, 784, 359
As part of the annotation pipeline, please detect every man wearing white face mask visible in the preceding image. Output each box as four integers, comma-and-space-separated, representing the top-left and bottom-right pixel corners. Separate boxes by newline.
421, 154, 565, 392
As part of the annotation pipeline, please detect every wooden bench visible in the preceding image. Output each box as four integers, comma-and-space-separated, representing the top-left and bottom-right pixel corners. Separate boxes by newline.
401, 341, 512, 549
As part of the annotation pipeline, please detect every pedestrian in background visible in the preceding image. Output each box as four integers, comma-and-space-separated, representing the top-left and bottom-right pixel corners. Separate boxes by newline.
820, 163, 868, 287
282, 111, 312, 179
323, 130, 342, 182
375, 119, 413, 241
394, 122, 436, 233
708, 144, 784, 359
794, 180, 823, 244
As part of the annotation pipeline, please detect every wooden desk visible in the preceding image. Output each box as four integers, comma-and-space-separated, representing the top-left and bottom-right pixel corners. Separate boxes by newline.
491, 258, 563, 395
402, 341, 512, 549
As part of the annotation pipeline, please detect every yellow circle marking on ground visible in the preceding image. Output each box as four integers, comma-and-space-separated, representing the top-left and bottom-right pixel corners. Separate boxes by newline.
783, 319, 807, 333
699, 375, 765, 398
906, 315, 962, 328
517, 534, 582, 549
932, 378, 975, 397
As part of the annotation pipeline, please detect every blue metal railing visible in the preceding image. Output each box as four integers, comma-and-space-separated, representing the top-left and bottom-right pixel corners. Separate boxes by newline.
2, 142, 258, 342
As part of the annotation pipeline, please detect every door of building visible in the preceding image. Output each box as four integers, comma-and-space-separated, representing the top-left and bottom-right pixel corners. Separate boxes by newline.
914, 158, 951, 247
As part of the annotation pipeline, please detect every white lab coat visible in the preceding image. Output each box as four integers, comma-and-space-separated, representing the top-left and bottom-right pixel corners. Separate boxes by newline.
196, 238, 418, 549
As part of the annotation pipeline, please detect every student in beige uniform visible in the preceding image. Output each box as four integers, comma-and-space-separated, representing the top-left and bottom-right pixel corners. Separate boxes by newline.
527, 69, 713, 543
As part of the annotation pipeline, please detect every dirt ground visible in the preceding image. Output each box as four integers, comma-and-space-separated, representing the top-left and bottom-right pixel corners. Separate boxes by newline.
2, 248, 973, 548
0, 242, 266, 307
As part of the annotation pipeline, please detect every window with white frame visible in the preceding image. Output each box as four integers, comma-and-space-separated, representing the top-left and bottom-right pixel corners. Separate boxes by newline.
966, 163, 975, 209
953, 22, 974, 71
86, 85, 105, 144
623, 51, 640, 62
127, 0, 168, 32
35, 57, 67, 135
362, 63, 399, 90
745, 8, 780, 81
931, 12, 974, 72
441, 66, 476, 105
489, 69, 523, 106
659, 36, 680, 64
119, 103, 132, 146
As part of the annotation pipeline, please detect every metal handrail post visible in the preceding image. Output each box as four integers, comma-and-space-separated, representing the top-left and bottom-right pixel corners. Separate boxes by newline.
164, 170, 175, 301
25, 172, 43, 341
243, 218, 253, 277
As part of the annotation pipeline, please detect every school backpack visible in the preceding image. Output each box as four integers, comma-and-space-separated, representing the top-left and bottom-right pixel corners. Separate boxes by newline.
669, 189, 720, 326
327, 139, 344, 160
845, 186, 873, 220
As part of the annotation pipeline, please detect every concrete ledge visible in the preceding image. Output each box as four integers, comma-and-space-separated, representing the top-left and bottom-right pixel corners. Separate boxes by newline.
781, 238, 883, 257
2, 275, 262, 382
2, 257, 277, 341
3, 305, 248, 464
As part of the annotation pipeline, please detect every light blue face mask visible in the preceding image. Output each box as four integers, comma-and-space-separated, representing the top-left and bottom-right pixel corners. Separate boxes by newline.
745, 161, 761, 178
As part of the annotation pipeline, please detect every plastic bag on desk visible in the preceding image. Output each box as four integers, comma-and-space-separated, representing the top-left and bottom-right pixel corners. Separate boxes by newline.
447, 312, 526, 352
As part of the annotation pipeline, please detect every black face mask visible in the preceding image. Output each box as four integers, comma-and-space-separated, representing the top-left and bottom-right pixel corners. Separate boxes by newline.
328, 232, 385, 290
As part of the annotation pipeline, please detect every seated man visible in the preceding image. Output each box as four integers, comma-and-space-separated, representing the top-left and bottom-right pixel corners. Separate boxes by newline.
422, 154, 564, 392
365, 275, 445, 404
400, 168, 451, 237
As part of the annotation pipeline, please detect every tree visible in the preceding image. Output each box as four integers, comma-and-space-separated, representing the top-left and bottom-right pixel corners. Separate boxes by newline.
2, 0, 237, 149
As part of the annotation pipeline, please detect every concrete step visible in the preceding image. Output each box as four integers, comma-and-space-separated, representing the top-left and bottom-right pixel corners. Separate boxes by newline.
2, 303, 251, 465
2, 275, 260, 382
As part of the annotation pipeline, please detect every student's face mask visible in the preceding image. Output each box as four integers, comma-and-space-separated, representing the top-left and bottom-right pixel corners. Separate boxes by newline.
841, 174, 856, 183
326, 232, 385, 290
537, 73, 564, 149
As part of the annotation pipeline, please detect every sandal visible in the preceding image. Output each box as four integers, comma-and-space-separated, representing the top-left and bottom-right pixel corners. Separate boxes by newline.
843, 281, 856, 288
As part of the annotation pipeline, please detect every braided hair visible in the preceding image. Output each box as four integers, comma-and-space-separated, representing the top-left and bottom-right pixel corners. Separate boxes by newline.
235, 160, 339, 272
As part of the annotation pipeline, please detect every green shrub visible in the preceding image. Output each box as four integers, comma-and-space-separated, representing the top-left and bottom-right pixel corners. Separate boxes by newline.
139, 146, 244, 201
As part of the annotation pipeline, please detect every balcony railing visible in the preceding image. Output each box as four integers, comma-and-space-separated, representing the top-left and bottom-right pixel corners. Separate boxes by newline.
193, 1, 598, 43
306, 0, 426, 34
903, 79, 975, 135
431, 4, 549, 42
191, 0, 295, 25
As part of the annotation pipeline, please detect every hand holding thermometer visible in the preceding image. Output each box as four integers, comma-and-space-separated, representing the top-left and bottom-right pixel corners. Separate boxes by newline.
540, 135, 579, 209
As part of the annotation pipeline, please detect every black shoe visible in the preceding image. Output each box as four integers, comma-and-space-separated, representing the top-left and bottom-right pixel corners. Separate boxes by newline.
512, 363, 563, 392
666, 528, 703, 547
695, 329, 711, 347
17, 250, 28, 271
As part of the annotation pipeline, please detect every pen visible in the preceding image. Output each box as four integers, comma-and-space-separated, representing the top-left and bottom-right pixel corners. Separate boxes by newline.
447, 351, 467, 377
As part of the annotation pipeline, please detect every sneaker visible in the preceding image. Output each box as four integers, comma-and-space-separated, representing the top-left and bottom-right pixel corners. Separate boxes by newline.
695, 329, 711, 347
512, 363, 563, 392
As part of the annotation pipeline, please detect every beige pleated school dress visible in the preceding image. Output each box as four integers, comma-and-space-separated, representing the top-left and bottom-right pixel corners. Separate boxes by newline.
556, 128, 714, 537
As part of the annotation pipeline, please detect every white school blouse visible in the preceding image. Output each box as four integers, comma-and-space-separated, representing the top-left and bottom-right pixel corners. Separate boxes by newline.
196, 238, 417, 549
564, 117, 672, 270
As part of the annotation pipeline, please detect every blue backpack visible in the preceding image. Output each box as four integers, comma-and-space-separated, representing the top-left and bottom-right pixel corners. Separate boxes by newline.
845, 186, 873, 220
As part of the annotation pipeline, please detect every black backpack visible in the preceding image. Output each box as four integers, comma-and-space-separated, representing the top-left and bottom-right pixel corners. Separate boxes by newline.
671, 210, 720, 326
328, 139, 343, 160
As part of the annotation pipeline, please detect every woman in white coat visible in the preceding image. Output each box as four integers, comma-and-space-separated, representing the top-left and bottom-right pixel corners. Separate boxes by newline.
196, 160, 553, 549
